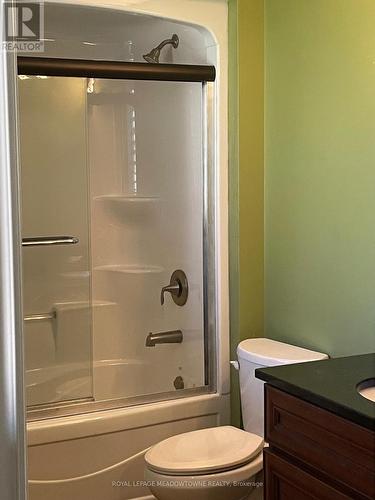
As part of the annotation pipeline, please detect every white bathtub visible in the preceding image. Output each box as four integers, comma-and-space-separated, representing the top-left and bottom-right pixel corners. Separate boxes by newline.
26, 363, 91, 406
93, 358, 200, 401
28, 392, 230, 500
27, 357, 202, 408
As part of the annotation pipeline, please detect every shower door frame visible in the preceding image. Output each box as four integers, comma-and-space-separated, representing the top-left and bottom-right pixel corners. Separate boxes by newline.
18, 57, 218, 421
0, 5, 27, 497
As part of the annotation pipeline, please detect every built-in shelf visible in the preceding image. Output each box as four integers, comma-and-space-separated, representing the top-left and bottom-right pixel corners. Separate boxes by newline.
92, 300, 117, 308
94, 195, 160, 204
53, 300, 117, 310
94, 264, 164, 274
60, 271, 91, 279
88, 92, 133, 105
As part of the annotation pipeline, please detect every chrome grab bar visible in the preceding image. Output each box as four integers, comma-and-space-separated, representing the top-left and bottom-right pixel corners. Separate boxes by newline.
145, 330, 183, 347
24, 310, 56, 322
22, 236, 79, 247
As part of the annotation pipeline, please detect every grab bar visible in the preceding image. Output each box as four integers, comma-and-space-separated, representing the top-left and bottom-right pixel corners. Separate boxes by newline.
145, 330, 183, 347
22, 236, 79, 247
24, 311, 56, 322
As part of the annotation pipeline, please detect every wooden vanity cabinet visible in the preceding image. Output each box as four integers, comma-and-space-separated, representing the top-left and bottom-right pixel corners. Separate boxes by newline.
263, 385, 375, 500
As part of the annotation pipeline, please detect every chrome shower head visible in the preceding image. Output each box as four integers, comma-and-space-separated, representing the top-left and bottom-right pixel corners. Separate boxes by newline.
143, 34, 179, 64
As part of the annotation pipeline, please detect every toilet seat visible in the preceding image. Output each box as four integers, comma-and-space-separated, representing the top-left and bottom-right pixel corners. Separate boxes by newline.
144, 449, 264, 500
145, 449, 263, 481
145, 426, 264, 476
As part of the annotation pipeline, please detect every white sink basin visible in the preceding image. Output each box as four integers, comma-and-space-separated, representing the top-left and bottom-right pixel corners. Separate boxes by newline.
357, 378, 375, 402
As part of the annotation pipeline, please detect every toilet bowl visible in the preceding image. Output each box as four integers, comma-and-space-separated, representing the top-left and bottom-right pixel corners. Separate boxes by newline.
144, 338, 328, 499
144, 426, 264, 500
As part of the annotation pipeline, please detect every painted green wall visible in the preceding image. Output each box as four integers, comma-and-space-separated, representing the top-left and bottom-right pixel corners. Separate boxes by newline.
265, 0, 375, 356
229, 0, 264, 426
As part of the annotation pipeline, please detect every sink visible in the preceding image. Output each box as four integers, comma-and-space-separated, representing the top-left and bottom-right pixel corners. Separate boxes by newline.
357, 378, 375, 402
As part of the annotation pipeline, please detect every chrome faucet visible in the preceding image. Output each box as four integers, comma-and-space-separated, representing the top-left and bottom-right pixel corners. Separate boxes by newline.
160, 270, 188, 306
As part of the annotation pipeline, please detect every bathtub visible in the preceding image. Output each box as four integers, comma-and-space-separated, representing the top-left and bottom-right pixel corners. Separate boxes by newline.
27, 357, 204, 408
26, 363, 91, 406
27, 392, 230, 500
93, 358, 202, 400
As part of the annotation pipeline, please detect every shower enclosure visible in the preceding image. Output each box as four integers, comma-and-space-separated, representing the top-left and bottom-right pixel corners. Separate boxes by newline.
14, 4, 229, 499
20, 71, 215, 418
19, 9, 217, 420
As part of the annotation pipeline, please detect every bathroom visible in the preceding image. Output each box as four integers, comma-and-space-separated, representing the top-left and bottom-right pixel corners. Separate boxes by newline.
0, 1, 374, 499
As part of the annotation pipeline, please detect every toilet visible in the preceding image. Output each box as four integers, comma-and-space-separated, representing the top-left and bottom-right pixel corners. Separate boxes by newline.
144, 338, 328, 500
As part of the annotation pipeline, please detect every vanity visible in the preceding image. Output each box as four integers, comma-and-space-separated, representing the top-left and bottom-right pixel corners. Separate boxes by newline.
255, 354, 375, 499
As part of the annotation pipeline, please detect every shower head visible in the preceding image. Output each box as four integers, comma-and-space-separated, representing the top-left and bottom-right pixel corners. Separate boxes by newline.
143, 34, 179, 64
143, 47, 161, 64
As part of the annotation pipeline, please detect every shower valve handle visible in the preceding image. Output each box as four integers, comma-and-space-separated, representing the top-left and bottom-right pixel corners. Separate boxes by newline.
160, 270, 188, 306
160, 283, 180, 305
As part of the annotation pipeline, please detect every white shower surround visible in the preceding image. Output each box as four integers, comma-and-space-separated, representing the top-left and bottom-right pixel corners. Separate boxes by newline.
27, 1, 229, 499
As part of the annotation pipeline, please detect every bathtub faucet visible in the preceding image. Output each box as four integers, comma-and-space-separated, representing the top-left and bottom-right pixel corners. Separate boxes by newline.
145, 330, 183, 347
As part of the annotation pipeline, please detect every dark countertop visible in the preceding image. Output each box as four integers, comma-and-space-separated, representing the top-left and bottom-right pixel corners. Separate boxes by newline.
255, 353, 375, 431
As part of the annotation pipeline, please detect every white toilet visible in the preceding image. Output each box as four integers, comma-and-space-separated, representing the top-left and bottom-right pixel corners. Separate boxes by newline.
144, 338, 328, 500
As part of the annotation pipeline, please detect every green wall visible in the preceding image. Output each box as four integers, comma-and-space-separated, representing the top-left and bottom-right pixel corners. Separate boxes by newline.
229, 0, 264, 426
265, 0, 375, 356
229, 0, 375, 425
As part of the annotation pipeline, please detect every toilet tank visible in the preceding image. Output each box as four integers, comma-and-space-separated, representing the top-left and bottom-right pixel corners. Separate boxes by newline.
237, 338, 328, 436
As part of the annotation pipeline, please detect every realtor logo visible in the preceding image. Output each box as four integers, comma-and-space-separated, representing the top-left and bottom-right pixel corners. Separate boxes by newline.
3, 1, 44, 52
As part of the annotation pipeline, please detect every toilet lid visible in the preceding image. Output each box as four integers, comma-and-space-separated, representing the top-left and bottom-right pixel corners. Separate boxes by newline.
145, 426, 264, 475
237, 338, 328, 366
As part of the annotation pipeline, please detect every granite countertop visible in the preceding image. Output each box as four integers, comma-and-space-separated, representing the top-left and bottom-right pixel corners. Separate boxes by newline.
255, 353, 375, 430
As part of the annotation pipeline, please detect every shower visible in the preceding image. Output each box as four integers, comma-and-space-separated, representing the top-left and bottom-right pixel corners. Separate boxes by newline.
12, 4, 228, 500
143, 34, 179, 63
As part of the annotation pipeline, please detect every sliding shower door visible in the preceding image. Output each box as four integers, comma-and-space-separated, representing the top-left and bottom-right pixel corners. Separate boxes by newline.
18, 66, 214, 417
19, 76, 93, 408
89, 78, 210, 402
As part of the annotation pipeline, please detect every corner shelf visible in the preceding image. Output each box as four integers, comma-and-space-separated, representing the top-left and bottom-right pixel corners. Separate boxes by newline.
53, 300, 117, 310
94, 195, 160, 204
94, 264, 164, 274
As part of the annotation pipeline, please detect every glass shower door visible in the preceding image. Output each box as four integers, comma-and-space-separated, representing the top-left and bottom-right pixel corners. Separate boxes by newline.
18, 68, 214, 415
88, 78, 209, 402
19, 76, 93, 408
